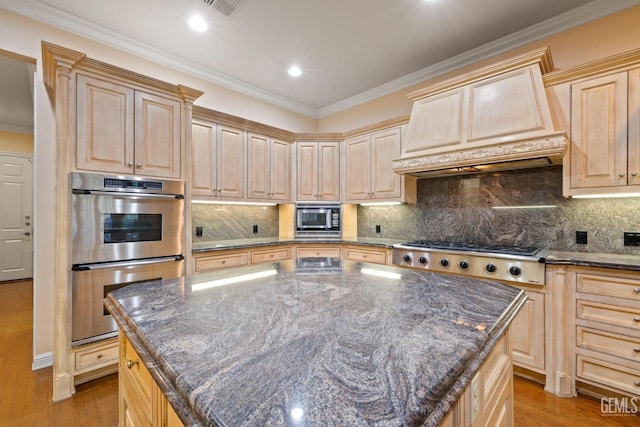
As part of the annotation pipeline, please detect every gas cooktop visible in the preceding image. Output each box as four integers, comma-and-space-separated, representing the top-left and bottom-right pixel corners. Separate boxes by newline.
397, 240, 544, 257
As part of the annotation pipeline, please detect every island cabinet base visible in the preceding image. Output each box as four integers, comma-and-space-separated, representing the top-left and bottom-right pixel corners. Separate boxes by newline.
119, 333, 184, 427
440, 332, 514, 427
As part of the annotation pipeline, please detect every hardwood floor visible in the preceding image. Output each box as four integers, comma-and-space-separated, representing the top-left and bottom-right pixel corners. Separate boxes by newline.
1, 279, 637, 426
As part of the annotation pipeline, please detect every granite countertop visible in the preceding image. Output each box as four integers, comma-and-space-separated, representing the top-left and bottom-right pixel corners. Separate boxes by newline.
192, 237, 402, 252
545, 250, 640, 271
105, 259, 526, 427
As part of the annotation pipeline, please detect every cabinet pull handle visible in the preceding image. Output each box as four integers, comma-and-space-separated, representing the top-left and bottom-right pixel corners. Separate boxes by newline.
97, 353, 103, 359
619, 173, 626, 177
632, 172, 638, 177
633, 287, 640, 295
126, 359, 139, 369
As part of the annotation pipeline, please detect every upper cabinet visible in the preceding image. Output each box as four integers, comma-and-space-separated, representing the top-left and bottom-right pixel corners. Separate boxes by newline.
296, 141, 340, 201
344, 125, 416, 204
247, 132, 293, 202
75, 74, 189, 179
192, 119, 245, 199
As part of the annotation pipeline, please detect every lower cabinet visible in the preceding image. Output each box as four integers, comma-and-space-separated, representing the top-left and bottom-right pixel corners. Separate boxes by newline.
295, 244, 341, 259
73, 337, 119, 385
439, 332, 513, 427
343, 245, 390, 265
510, 289, 545, 373
119, 333, 184, 427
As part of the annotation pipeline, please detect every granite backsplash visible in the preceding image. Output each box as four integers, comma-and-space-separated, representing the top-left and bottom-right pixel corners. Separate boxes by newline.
358, 165, 640, 255
192, 204, 279, 241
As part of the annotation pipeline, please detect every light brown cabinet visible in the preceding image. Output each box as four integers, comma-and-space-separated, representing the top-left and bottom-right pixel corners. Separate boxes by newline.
510, 289, 545, 373
296, 141, 341, 201
247, 132, 293, 202
191, 119, 245, 199
345, 126, 414, 203
343, 245, 389, 265
77, 74, 182, 179
566, 67, 640, 196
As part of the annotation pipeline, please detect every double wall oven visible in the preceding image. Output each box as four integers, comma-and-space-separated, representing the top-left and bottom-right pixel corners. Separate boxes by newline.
71, 172, 185, 346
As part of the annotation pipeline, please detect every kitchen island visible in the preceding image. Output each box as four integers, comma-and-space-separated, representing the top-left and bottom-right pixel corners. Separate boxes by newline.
105, 259, 527, 426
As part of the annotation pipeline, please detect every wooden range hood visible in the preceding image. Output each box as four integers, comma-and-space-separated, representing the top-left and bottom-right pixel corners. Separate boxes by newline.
392, 47, 567, 178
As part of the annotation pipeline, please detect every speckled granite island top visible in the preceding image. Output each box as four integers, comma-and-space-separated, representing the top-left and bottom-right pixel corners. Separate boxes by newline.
105, 259, 526, 427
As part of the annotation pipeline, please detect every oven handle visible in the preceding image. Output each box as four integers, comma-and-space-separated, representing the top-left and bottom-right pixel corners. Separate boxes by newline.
72, 189, 184, 200
72, 255, 184, 271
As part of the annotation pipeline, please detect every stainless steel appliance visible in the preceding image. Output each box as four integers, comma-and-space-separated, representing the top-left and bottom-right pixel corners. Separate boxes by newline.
392, 240, 547, 285
295, 202, 341, 238
70, 172, 185, 346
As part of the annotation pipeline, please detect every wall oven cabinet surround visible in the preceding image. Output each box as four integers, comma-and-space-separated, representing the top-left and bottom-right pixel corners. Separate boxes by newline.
295, 141, 341, 201
71, 172, 185, 346
393, 47, 566, 178
247, 132, 293, 202
344, 125, 416, 204
191, 119, 245, 200
76, 74, 183, 179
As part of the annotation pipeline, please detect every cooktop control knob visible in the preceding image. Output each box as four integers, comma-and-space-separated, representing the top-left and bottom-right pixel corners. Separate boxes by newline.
509, 266, 522, 276
485, 263, 497, 273
403, 254, 412, 263
459, 260, 469, 270
440, 258, 449, 268
419, 256, 427, 265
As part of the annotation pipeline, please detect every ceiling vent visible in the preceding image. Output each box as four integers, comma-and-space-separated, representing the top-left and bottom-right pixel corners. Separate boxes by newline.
201, 0, 245, 16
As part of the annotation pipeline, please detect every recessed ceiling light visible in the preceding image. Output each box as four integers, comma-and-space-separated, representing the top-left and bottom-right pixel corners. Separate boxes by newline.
188, 15, 208, 32
287, 66, 302, 77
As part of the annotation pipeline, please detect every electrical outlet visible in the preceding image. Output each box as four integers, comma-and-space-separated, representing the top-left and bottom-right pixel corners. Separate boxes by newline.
624, 232, 640, 246
253, 224, 258, 234
196, 226, 203, 237
576, 231, 587, 245
375, 225, 381, 234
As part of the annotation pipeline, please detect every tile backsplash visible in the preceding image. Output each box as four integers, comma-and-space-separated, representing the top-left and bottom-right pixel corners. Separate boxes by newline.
358, 166, 640, 254
192, 204, 279, 241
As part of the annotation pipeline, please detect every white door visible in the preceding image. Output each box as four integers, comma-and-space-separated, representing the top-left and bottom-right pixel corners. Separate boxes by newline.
0, 154, 33, 281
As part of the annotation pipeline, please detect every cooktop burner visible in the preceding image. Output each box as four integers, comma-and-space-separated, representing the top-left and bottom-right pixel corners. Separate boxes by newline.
399, 240, 541, 257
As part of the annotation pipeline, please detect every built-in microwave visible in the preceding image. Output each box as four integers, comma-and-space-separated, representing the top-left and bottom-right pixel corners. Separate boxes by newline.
295, 203, 341, 237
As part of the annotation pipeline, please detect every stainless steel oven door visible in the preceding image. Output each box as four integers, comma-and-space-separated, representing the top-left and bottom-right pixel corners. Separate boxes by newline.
71, 256, 184, 346
71, 191, 184, 265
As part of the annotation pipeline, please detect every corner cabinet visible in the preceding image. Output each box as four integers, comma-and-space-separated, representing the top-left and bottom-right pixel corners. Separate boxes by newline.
344, 125, 416, 204
247, 132, 293, 202
296, 141, 341, 201
76, 74, 183, 179
191, 119, 245, 199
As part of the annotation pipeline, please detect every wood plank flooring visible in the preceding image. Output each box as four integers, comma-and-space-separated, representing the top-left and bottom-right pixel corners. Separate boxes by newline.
1, 279, 638, 426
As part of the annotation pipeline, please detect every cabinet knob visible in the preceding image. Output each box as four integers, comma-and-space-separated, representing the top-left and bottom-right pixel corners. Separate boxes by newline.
218, 188, 222, 192
633, 348, 640, 353
634, 287, 640, 295
24, 232, 31, 236
635, 380, 640, 387
632, 172, 639, 177
619, 173, 626, 177
128, 162, 133, 167
97, 353, 103, 359
136, 163, 142, 168
126, 359, 139, 369
634, 317, 640, 323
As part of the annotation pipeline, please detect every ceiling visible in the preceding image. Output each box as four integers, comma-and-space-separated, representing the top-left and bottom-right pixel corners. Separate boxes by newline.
1, 0, 640, 130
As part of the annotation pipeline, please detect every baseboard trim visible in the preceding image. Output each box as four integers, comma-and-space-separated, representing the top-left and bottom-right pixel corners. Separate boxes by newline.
32, 351, 53, 371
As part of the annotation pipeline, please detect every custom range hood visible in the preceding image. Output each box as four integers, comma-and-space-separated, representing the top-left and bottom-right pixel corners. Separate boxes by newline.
392, 47, 567, 178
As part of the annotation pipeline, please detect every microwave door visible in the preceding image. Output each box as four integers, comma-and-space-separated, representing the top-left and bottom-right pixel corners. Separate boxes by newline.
299, 209, 330, 228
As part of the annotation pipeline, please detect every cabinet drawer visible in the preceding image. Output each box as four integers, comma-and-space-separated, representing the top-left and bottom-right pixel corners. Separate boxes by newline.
122, 336, 154, 409
251, 247, 291, 264
577, 355, 640, 396
576, 273, 640, 300
577, 299, 640, 330
577, 326, 640, 362
296, 247, 341, 258
195, 252, 249, 272
344, 247, 387, 264
74, 339, 119, 372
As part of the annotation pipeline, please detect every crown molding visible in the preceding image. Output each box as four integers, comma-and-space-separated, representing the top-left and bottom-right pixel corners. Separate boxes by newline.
3, 0, 640, 119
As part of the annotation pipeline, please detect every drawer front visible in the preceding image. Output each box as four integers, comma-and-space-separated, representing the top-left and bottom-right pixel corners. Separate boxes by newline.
251, 247, 291, 264
195, 252, 249, 272
576, 273, 640, 300
296, 247, 341, 258
577, 355, 640, 396
344, 247, 387, 264
577, 326, 640, 362
577, 299, 640, 330
122, 337, 154, 407
74, 340, 119, 372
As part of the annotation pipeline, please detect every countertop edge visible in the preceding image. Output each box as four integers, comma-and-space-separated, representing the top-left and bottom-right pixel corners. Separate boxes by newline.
192, 238, 399, 252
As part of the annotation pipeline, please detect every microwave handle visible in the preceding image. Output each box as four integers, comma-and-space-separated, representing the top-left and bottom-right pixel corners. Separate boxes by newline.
72, 255, 184, 271
72, 189, 184, 200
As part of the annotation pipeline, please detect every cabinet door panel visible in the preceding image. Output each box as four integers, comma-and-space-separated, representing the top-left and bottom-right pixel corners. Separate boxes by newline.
134, 92, 181, 178
318, 142, 340, 200
217, 125, 245, 199
77, 75, 134, 174
191, 121, 216, 196
247, 133, 270, 199
511, 291, 545, 371
371, 128, 401, 199
570, 72, 627, 189
296, 143, 319, 201
270, 138, 292, 201
345, 135, 371, 201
